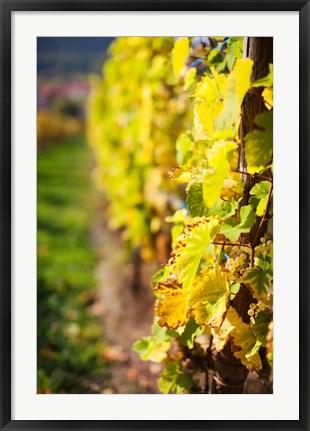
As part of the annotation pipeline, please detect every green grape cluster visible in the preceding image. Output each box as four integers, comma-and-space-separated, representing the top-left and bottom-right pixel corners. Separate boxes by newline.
257, 232, 273, 253
247, 302, 257, 318
224, 244, 251, 276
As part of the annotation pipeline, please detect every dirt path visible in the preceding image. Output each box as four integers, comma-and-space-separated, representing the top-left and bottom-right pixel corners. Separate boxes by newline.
91, 202, 162, 394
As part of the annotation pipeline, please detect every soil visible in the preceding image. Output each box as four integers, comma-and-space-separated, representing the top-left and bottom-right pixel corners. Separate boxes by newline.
90, 202, 162, 394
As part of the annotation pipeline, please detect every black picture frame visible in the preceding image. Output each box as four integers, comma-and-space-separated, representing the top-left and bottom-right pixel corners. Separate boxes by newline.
1, 1, 309, 430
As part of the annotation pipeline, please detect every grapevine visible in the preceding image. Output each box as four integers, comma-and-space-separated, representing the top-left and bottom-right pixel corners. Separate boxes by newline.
87, 37, 191, 262
89, 36, 273, 393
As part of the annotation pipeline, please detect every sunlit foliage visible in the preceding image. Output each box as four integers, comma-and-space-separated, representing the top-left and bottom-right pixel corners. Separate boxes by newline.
89, 37, 273, 393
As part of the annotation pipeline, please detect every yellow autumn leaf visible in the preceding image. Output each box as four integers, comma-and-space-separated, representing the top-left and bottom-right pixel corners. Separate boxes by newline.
183, 67, 196, 90
169, 218, 219, 290
211, 306, 243, 351
262, 87, 273, 110
194, 68, 226, 106
231, 321, 262, 371
172, 37, 189, 78
189, 266, 230, 327
154, 275, 188, 329
168, 166, 192, 183
146, 342, 171, 362
193, 68, 226, 139
194, 104, 210, 140
196, 103, 214, 137
203, 140, 238, 208
215, 58, 253, 131
234, 58, 253, 104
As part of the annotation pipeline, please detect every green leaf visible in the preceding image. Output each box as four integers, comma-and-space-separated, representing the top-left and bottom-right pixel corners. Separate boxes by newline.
132, 335, 170, 363
245, 339, 262, 359
171, 224, 186, 247
166, 209, 188, 247
132, 337, 151, 357
206, 198, 238, 219
176, 132, 194, 165
251, 64, 273, 88
220, 205, 256, 241
209, 51, 224, 66
242, 267, 272, 299
152, 266, 170, 287
187, 183, 208, 217
250, 181, 271, 217
230, 282, 240, 300
189, 266, 230, 327
202, 140, 237, 208
180, 317, 204, 348
187, 176, 238, 220
252, 310, 271, 346
172, 37, 189, 78
215, 58, 253, 131
245, 111, 273, 174
250, 181, 270, 199
132, 320, 174, 362
249, 196, 260, 211
225, 38, 243, 71
255, 257, 271, 271
152, 320, 174, 342
169, 218, 219, 290
157, 361, 193, 394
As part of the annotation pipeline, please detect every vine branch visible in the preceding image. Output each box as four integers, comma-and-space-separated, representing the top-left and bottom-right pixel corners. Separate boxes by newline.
211, 241, 252, 249
230, 169, 272, 183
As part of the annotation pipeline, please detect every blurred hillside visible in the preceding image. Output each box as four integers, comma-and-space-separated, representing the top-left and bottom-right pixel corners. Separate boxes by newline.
37, 37, 113, 146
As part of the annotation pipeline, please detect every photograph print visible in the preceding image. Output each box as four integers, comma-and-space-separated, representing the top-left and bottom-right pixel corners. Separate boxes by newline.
37, 36, 273, 395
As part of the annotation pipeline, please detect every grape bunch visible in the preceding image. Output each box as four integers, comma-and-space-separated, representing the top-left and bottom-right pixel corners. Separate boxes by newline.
255, 232, 273, 261
223, 244, 251, 278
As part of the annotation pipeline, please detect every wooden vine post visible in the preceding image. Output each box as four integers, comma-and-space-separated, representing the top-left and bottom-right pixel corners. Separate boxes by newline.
212, 37, 273, 394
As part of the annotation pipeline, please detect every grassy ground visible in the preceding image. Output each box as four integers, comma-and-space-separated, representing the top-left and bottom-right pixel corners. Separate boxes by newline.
37, 137, 106, 393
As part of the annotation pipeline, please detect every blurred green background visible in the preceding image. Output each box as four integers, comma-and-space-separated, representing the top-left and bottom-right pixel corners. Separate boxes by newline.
37, 38, 111, 393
